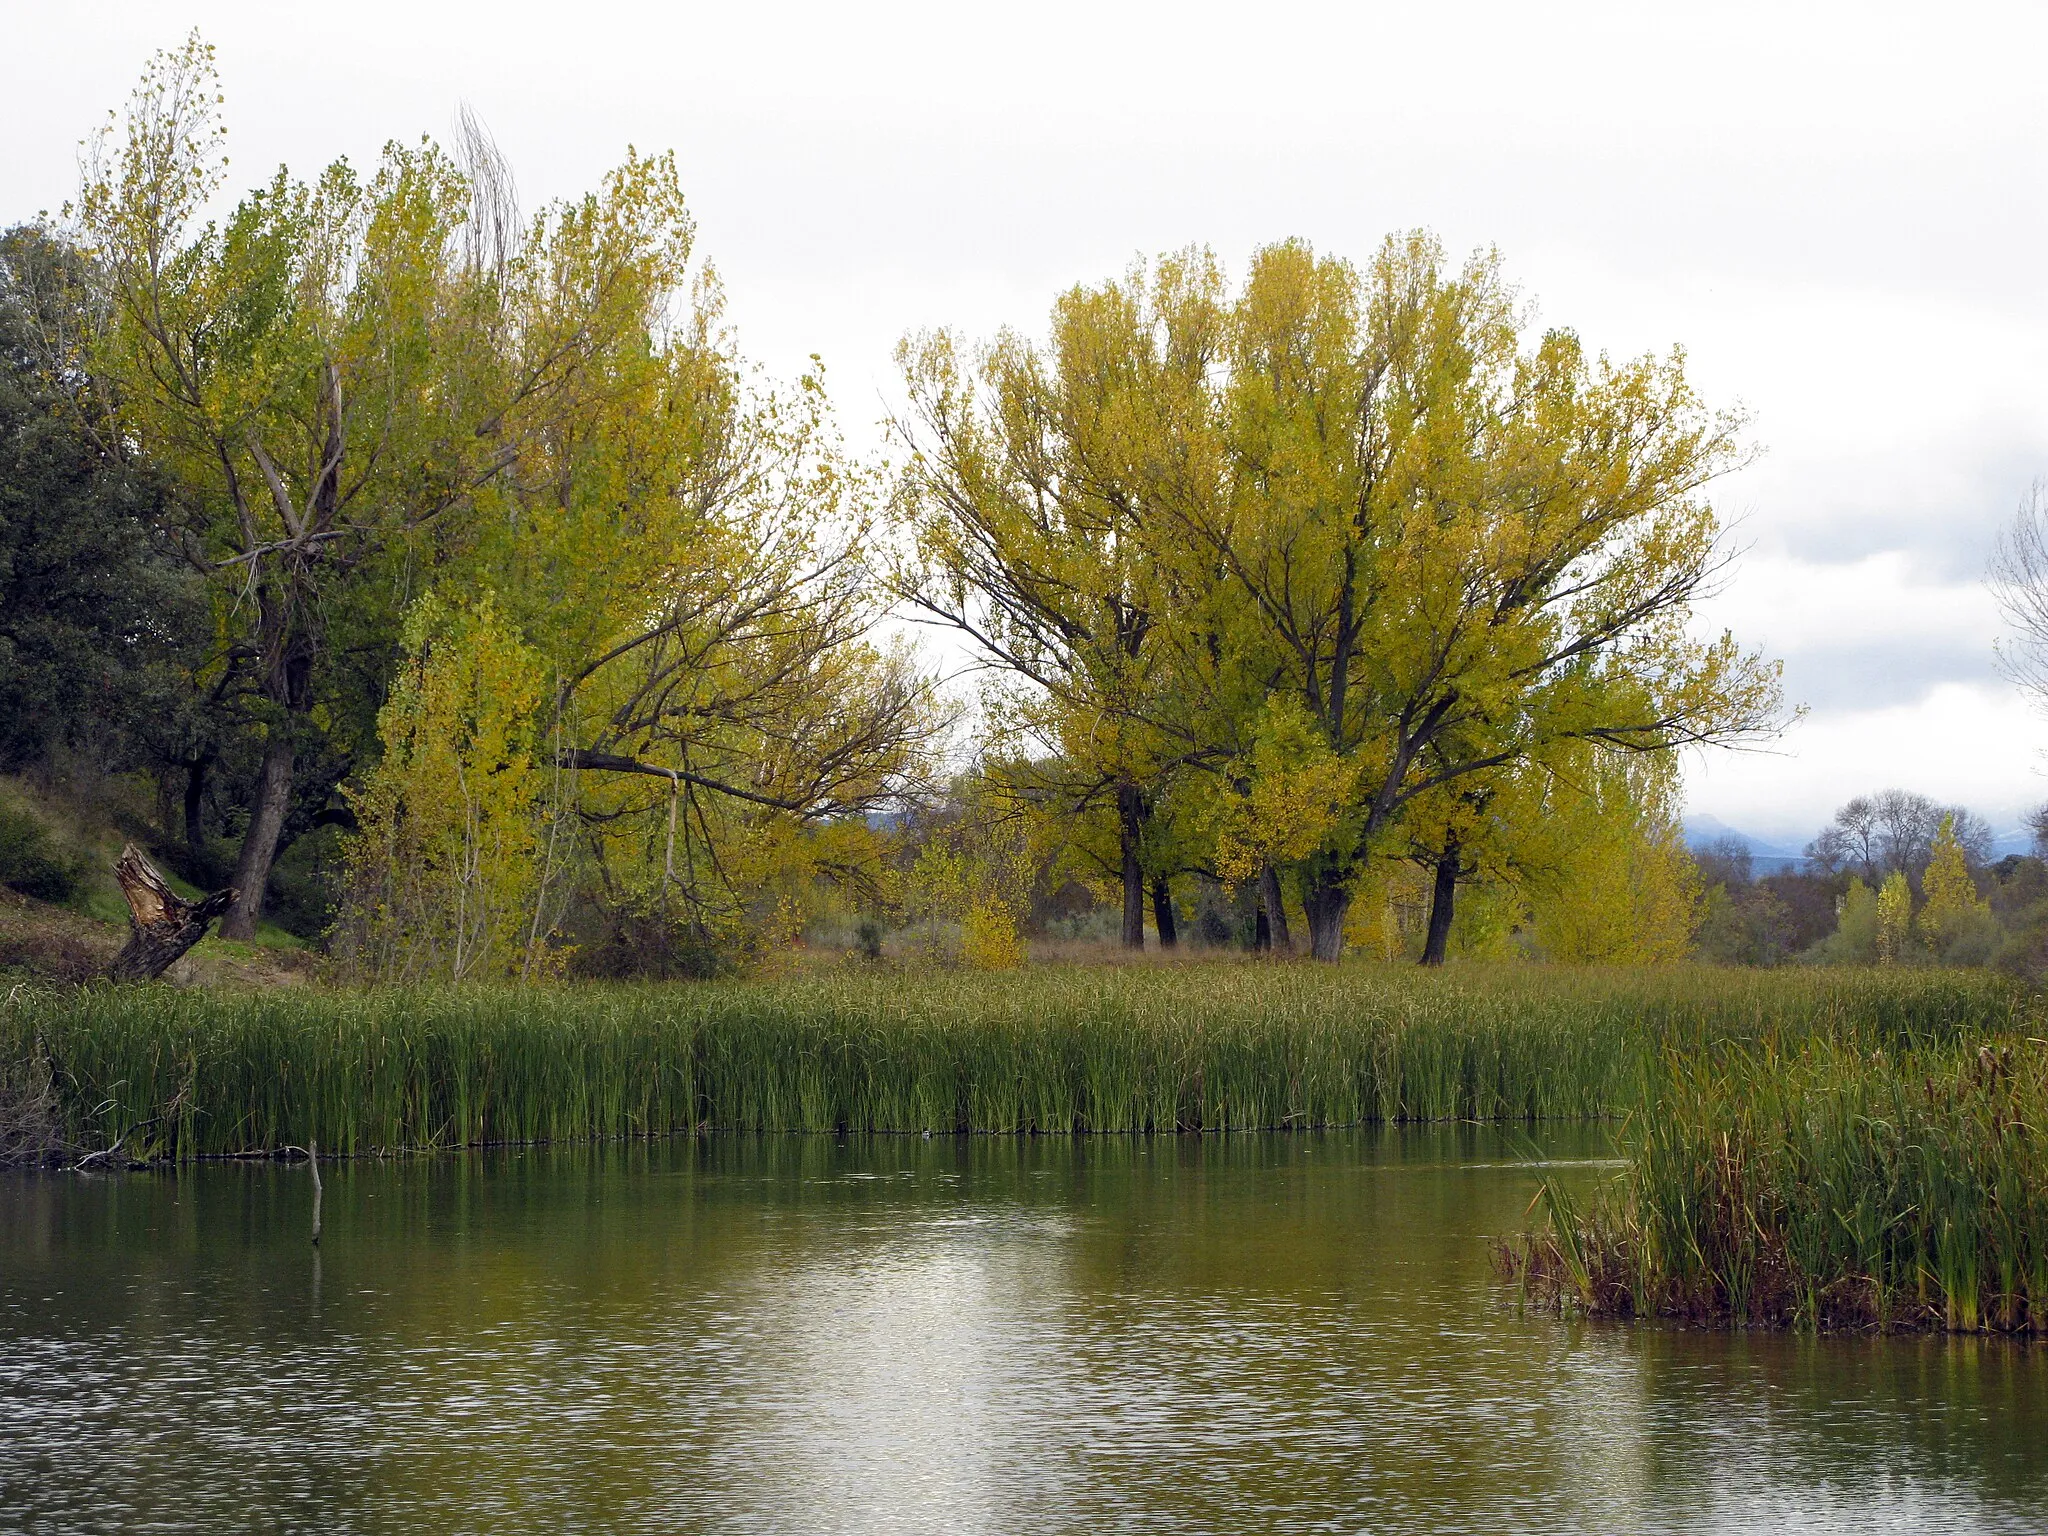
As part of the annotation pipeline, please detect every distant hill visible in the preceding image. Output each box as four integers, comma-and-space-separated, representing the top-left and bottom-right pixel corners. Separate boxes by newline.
1681, 814, 1807, 875
1684, 813, 2039, 874
1989, 828, 2038, 862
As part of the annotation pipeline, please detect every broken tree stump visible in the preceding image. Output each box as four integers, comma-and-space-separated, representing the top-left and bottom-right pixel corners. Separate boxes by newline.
108, 844, 237, 983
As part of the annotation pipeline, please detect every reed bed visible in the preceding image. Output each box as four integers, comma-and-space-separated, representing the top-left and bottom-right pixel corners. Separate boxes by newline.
1, 963, 2023, 1160
1504, 1030, 2048, 1334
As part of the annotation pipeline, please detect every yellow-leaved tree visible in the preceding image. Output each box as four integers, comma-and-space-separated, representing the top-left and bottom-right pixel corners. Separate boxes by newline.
1205, 696, 1361, 892
1875, 872, 1914, 964
1920, 813, 1990, 955
904, 234, 1783, 960
892, 257, 1227, 949
407, 140, 940, 968
342, 593, 550, 980
1525, 754, 1702, 964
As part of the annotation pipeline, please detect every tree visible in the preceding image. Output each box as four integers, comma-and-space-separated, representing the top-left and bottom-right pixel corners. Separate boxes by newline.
1921, 813, 1991, 956
340, 593, 549, 981
1398, 746, 1588, 967
1875, 871, 1913, 964
67, 38, 752, 937
1523, 753, 1702, 965
1992, 479, 2048, 708
1822, 876, 1880, 963
899, 235, 1779, 960
0, 226, 204, 775
1159, 236, 1778, 957
892, 258, 1224, 947
1805, 790, 1991, 889
70, 38, 475, 933
482, 256, 940, 947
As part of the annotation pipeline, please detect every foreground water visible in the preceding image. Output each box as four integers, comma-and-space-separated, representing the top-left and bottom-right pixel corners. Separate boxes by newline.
1, 1130, 2044, 1533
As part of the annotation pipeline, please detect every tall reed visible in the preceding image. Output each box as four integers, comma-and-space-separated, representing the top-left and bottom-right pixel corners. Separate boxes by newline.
2, 964, 2021, 1159
1505, 1027, 2048, 1333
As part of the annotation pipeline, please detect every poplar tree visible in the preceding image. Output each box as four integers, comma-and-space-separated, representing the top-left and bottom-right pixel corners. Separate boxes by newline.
1921, 813, 1990, 953
72, 37, 536, 934
71, 36, 939, 954
1188, 236, 1778, 957
893, 258, 1226, 947
911, 235, 1781, 959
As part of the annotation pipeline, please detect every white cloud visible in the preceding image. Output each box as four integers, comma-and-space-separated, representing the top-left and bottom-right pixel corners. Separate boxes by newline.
1685, 682, 2048, 845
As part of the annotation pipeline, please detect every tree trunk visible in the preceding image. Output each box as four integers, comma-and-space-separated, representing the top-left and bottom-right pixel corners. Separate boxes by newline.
1260, 865, 1293, 955
221, 735, 294, 939
1302, 875, 1350, 963
1253, 891, 1272, 951
1118, 783, 1146, 951
109, 844, 237, 982
1420, 838, 1459, 967
1151, 876, 1177, 948
183, 752, 211, 864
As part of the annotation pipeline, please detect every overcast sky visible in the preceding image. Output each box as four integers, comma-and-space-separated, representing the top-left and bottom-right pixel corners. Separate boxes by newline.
9, 1, 2048, 845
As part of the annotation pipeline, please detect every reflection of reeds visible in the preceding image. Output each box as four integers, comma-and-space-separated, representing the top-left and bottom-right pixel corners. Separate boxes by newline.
6, 965, 2022, 1160
1500, 1033, 2048, 1333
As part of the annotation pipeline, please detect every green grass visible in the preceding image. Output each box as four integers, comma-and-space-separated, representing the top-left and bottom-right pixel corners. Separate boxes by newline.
3, 963, 2022, 1160
79, 883, 304, 950
1505, 1024, 2048, 1333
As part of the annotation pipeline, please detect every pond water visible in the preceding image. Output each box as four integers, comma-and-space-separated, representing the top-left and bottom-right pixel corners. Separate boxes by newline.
1, 1129, 2045, 1533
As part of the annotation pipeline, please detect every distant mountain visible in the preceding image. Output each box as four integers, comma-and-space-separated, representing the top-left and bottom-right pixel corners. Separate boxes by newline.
1684, 815, 2040, 873
1989, 828, 2038, 861
1680, 814, 1806, 874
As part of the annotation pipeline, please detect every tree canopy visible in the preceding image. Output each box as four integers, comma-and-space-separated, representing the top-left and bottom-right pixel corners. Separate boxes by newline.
896, 237, 1781, 958
0, 34, 1801, 974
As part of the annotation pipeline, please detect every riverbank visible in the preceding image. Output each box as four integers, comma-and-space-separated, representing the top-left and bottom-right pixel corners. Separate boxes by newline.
0, 965, 2021, 1160
1503, 1028, 2048, 1334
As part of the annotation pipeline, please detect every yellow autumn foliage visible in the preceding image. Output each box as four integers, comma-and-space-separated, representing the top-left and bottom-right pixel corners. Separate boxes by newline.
1526, 755, 1702, 965
1876, 871, 1913, 965
1921, 814, 1990, 951
341, 593, 552, 981
1208, 697, 1361, 887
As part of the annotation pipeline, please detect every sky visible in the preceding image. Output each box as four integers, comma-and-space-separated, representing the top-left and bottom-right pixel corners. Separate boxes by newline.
7, 0, 2048, 847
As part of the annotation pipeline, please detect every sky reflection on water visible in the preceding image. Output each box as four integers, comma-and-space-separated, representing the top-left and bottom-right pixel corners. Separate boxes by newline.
1, 1129, 2044, 1533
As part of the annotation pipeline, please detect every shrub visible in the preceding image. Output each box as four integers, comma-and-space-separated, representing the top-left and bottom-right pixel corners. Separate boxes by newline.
0, 802, 78, 903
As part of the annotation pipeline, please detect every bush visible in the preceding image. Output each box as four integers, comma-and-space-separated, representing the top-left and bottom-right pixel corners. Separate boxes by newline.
0, 803, 77, 903
1994, 902, 2048, 981
1934, 905, 2002, 968
565, 912, 741, 981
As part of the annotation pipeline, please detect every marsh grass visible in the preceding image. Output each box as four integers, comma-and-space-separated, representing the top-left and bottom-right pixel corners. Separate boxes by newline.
1503, 1028, 2048, 1333
3, 963, 2022, 1161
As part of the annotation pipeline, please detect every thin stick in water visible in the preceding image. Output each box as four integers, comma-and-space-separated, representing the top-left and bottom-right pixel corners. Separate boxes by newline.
308, 1139, 322, 1247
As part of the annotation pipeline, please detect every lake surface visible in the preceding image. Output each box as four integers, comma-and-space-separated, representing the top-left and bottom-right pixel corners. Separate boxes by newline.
2, 1129, 2045, 1533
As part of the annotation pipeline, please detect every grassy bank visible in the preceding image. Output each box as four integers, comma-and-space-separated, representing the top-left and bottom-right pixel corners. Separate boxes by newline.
1504, 1029, 2048, 1333
1, 964, 2022, 1159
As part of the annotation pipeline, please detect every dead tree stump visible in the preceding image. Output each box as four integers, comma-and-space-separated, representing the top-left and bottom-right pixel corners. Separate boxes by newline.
108, 844, 237, 983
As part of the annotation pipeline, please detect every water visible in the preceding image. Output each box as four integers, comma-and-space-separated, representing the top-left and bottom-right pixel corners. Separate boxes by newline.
2, 1128, 2045, 1533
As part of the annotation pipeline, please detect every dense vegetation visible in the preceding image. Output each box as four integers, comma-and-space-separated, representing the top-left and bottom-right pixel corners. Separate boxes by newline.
0, 33, 1789, 981
1690, 791, 2048, 975
2, 36, 2042, 986
2, 964, 2018, 1159
1505, 1020, 2048, 1334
